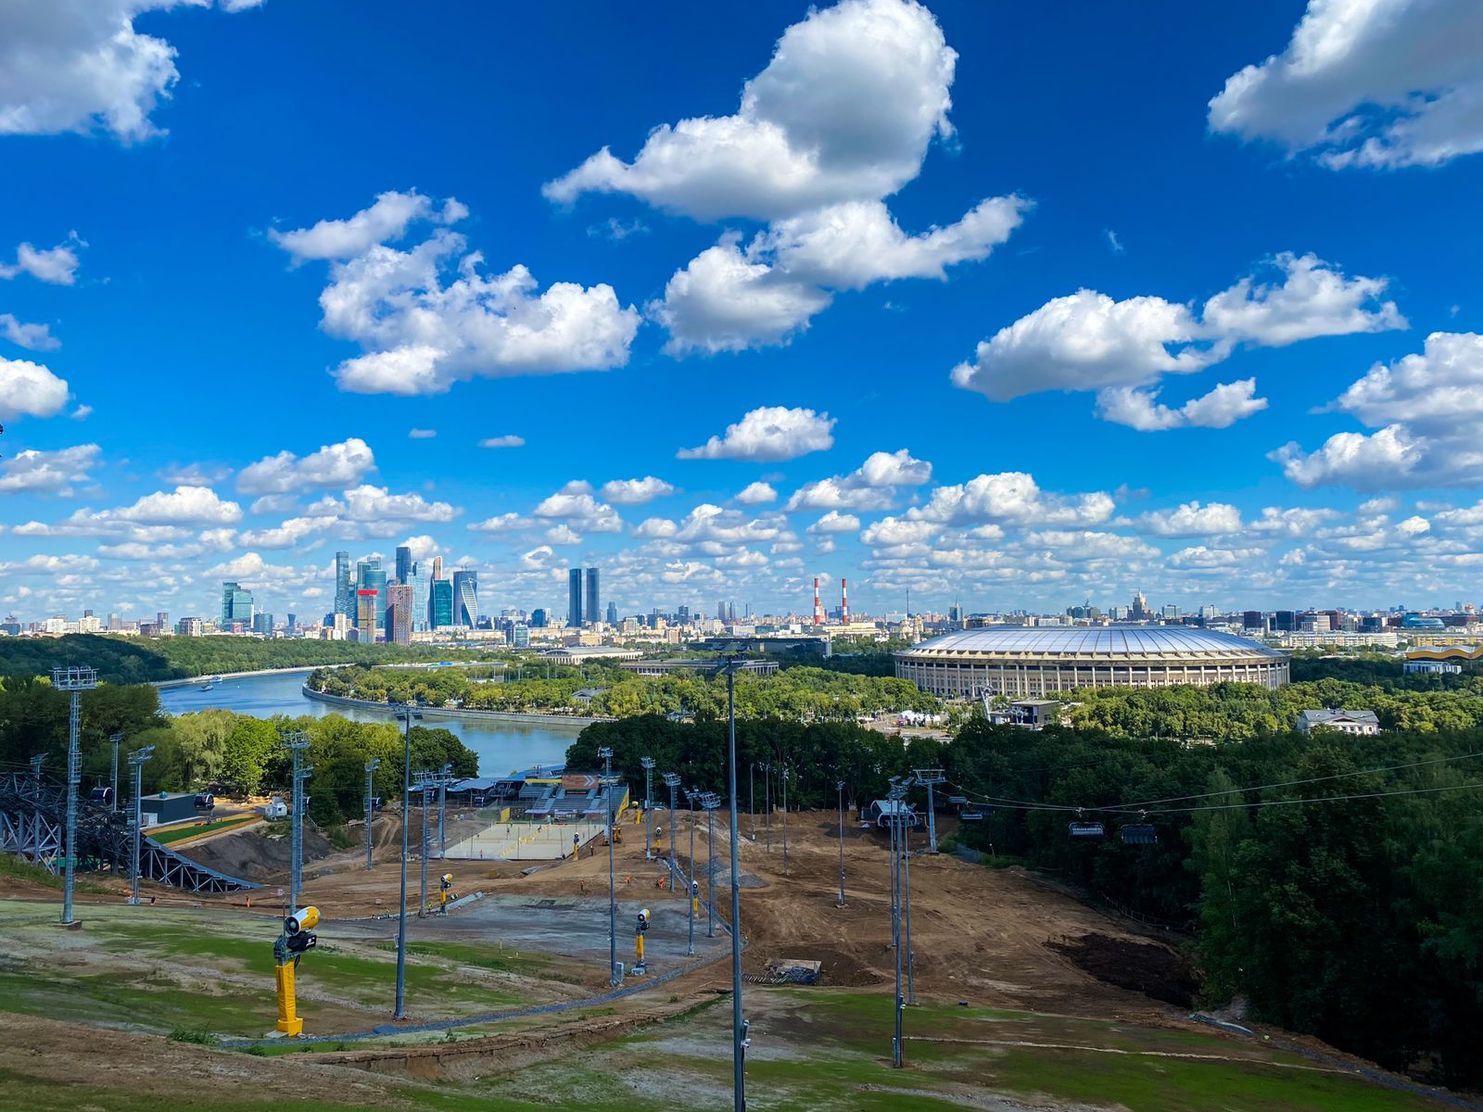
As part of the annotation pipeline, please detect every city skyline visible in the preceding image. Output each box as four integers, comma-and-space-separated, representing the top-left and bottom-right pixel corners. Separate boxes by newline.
3, 2, 1483, 623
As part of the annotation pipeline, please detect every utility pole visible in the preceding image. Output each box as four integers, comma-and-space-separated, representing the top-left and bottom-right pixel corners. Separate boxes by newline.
763, 762, 771, 853
52, 666, 96, 926
393, 702, 421, 1019
109, 732, 123, 814
836, 779, 846, 907
126, 745, 154, 906
364, 758, 380, 869
599, 746, 618, 985
913, 769, 945, 854
748, 762, 755, 840
413, 771, 434, 917
902, 803, 915, 1005
641, 756, 655, 860
700, 792, 719, 937
282, 730, 312, 914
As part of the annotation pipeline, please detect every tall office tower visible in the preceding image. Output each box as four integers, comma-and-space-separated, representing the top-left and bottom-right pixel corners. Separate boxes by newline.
409, 562, 431, 632
585, 567, 599, 627
334, 550, 352, 616
253, 612, 274, 637
452, 570, 478, 627
431, 555, 444, 582
221, 581, 254, 625
606, 601, 617, 626
394, 545, 412, 585
357, 558, 387, 628
356, 588, 378, 641
386, 583, 414, 645
430, 578, 454, 628
717, 600, 726, 621
530, 607, 548, 628
568, 568, 583, 627
1132, 590, 1150, 621
512, 624, 530, 648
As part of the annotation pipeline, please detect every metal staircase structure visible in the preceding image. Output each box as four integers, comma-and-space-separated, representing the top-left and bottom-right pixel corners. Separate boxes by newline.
0, 771, 259, 895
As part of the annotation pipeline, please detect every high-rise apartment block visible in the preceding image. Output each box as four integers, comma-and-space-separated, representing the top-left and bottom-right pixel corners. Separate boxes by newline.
386, 583, 413, 645
356, 588, 378, 641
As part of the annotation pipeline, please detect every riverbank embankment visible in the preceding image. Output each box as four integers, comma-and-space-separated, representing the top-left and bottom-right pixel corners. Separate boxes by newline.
301, 684, 606, 728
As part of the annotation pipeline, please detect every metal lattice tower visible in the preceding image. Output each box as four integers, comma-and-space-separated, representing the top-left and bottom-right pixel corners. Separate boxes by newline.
126, 745, 155, 906
684, 787, 698, 957
52, 665, 97, 925
411, 769, 446, 916
640, 756, 655, 860
913, 769, 945, 854
281, 730, 312, 912
887, 777, 908, 1067
393, 702, 422, 1020
836, 779, 847, 907
780, 766, 790, 875
364, 758, 381, 870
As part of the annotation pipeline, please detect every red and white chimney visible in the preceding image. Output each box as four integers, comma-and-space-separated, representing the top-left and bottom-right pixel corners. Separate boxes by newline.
840, 577, 850, 624
812, 577, 825, 626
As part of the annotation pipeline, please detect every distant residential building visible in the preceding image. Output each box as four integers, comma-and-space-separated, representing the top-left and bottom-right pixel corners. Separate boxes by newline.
512, 623, 530, 648
1404, 659, 1462, 674
568, 568, 583, 627
175, 617, 203, 637
430, 579, 454, 628
394, 545, 412, 585
221, 581, 253, 625
452, 569, 478, 627
386, 583, 414, 645
1297, 708, 1380, 736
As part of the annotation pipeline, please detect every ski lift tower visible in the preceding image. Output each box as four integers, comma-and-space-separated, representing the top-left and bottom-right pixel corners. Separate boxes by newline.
912, 769, 945, 854
52, 665, 97, 926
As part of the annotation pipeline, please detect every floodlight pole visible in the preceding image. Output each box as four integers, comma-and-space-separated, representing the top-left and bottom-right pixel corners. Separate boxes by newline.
903, 809, 915, 1005
109, 732, 123, 814
641, 756, 655, 860
781, 766, 789, 875
748, 762, 755, 839
127, 745, 154, 906
437, 762, 451, 858
888, 777, 905, 1068
599, 746, 618, 985
685, 788, 696, 957
52, 665, 97, 926
763, 762, 771, 853
723, 659, 748, 1111
365, 758, 380, 869
702, 794, 718, 937
416, 774, 433, 917
663, 772, 681, 880
394, 702, 421, 1019
836, 780, 846, 907
282, 730, 311, 913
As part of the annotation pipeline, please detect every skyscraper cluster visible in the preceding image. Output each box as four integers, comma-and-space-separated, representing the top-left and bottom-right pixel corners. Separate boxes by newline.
332, 544, 478, 644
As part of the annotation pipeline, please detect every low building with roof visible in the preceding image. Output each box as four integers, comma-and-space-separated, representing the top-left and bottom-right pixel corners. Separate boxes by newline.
1297, 708, 1380, 735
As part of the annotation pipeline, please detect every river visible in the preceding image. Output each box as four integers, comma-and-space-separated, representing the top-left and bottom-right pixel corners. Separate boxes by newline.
155, 670, 584, 777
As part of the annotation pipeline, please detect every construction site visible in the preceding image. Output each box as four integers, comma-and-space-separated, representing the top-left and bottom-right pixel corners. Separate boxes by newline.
0, 766, 1470, 1112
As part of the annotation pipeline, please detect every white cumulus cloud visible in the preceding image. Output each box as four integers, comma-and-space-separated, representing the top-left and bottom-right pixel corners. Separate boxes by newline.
0, 356, 70, 419
0, 443, 99, 494
785, 448, 931, 510
678, 406, 835, 462
237, 438, 376, 495
1208, 0, 1483, 169
600, 476, 675, 505
0, 237, 82, 285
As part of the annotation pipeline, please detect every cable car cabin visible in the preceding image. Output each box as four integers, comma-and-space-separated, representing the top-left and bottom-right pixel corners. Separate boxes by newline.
1068, 821, 1105, 840
947, 795, 967, 805
959, 807, 988, 822
1119, 823, 1158, 846
88, 786, 114, 807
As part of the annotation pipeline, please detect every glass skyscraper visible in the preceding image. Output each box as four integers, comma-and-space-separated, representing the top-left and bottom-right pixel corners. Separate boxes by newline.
409, 563, 430, 632
452, 570, 478, 628
567, 568, 583, 627
394, 545, 412, 585
386, 583, 413, 645
334, 551, 351, 617
430, 579, 454, 628
357, 558, 387, 628
585, 567, 599, 627
221, 581, 253, 625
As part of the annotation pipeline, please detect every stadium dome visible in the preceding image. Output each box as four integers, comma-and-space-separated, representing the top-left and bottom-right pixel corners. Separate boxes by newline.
895, 626, 1288, 698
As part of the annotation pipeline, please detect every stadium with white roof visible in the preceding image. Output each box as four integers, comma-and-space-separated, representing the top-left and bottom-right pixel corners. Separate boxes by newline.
895, 626, 1289, 698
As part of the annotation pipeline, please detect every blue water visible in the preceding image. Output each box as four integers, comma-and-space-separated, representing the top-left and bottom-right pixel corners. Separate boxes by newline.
156, 670, 584, 777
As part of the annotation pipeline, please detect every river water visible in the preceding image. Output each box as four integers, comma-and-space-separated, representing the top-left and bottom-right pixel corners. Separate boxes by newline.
155, 670, 584, 777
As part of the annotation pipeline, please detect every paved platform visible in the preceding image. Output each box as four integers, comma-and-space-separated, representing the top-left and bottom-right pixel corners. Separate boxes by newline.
444, 819, 607, 861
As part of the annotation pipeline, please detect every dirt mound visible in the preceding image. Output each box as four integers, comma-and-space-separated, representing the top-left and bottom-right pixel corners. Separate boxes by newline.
176, 823, 334, 883
1049, 932, 1197, 1007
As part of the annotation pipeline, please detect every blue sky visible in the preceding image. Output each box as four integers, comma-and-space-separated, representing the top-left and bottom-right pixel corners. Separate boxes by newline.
3, 0, 1483, 623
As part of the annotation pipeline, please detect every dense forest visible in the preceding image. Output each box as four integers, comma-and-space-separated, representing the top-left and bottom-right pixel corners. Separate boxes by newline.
0, 634, 484, 684
0, 678, 474, 827
309, 662, 941, 720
